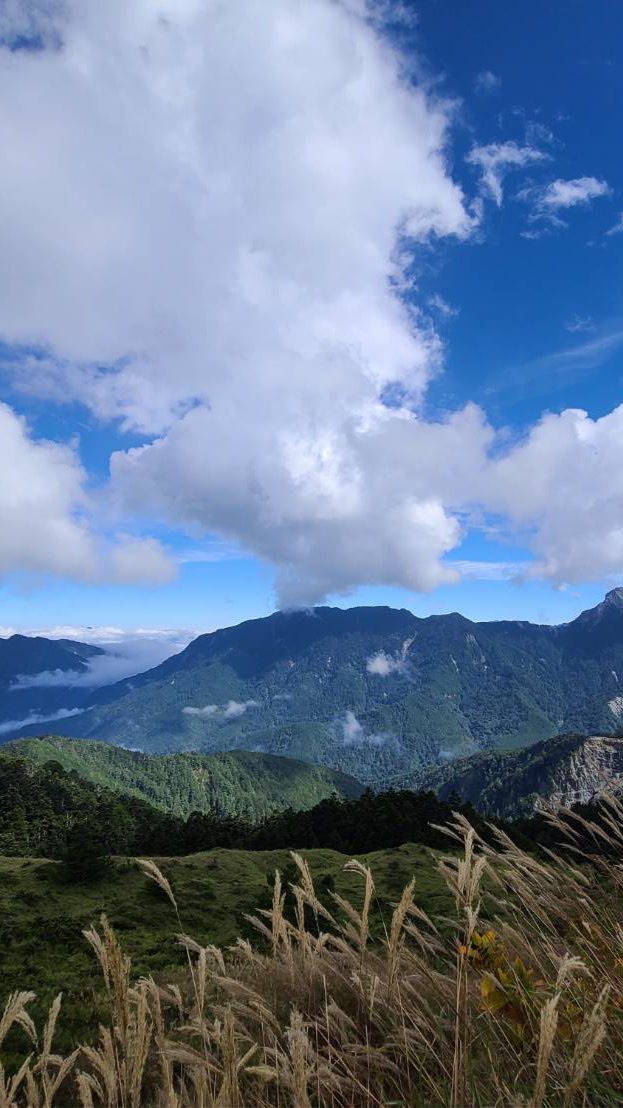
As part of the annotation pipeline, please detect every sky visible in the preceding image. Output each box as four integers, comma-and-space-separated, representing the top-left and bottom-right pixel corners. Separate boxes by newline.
0, 0, 622, 643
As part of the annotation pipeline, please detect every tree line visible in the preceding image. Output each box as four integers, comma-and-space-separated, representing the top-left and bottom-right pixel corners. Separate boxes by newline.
0, 753, 615, 883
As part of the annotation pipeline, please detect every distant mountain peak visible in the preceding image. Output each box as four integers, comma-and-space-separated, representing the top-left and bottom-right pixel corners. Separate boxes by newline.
605, 587, 623, 607
574, 588, 623, 625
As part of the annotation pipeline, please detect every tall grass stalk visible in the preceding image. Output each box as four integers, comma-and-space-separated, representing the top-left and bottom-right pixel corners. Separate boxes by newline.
4, 801, 623, 1104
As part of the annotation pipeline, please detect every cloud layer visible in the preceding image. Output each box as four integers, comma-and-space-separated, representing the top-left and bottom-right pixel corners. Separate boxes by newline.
8, 627, 193, 688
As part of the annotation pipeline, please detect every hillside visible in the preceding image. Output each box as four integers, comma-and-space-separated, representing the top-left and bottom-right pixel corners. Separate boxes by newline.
407, 732, 623, 819
6, 590, 623, 785
4, 736, 363, 820
0, 842, 449, 1057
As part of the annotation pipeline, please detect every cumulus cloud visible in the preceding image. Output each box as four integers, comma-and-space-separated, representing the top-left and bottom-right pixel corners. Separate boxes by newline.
0, 0, 475, 604
0, 403, 174, 585
0, 1, 621, 602
521, 176, 611, 228
466, 141, 547, 205
483, 405, 623, 584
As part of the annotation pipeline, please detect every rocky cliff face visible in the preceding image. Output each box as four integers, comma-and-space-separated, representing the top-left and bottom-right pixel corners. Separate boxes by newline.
535, 735, 623, 812
409, 732, 623, 819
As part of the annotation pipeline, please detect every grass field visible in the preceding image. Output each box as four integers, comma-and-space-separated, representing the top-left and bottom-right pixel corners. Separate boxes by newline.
3, 812, 623, 1105
0, 842, 449, 1058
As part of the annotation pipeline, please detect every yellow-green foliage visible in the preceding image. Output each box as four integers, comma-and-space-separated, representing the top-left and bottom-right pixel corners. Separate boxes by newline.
3, 803, 623, 1106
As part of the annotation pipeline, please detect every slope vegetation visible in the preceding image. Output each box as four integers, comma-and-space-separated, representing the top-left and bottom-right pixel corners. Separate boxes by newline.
2, 736, 363, 822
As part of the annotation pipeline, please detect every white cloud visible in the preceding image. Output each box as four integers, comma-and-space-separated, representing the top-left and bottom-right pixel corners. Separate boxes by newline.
367, 650, 404, 676
339, 710, 392, 746
483, 405, 623, 584
606, 212, 623, 237
1, 3, 623, 602
224, 699, 259, 718
183, 699, 259, 719
466, 141, 547, 205
474, 70, 500, 94
9, 627, 192, 688
0, 403, 174, 585
0, 0, 476, 605
109, 538, 175, 586
565, 316, 594, 334
0, 707, 84, 737
447, 560, 528, 582
521, 176, 611, 228
428, 294, 458, 318
540, 176, 611, 210
340, 710, 365, 744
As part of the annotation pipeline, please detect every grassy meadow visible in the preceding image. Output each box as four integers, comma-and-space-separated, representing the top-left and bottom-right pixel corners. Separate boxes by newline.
0, 843, 448, 1062
3, 806, 623, 1105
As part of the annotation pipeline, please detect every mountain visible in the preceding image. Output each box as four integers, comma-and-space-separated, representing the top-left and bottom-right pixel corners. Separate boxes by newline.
4, 736, 363, 821
5, 591, 623, 786
0, 634, 106, 733
406, 732, 623, 820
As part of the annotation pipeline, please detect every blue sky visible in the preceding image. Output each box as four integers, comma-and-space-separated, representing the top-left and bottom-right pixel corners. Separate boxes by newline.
0, 0, 621, 637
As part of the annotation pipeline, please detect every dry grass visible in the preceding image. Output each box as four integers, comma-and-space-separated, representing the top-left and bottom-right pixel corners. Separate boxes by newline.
3, 802, 623, 1106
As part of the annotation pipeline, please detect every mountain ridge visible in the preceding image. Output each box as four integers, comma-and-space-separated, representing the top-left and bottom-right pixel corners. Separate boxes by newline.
3, 735, 364, 821
4, 593, 623, 786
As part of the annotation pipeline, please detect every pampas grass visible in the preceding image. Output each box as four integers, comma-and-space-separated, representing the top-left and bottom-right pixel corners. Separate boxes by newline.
4, 802, 623, 1105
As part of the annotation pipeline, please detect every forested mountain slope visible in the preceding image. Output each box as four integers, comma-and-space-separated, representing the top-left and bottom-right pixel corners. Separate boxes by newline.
6, 591, 623, 786
3, 737, 363, 821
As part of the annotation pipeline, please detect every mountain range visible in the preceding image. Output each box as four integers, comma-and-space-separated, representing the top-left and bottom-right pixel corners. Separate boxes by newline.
3, 590, 623, 787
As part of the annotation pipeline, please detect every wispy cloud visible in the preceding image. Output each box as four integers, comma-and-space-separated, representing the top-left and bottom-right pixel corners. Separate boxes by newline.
474, 70, 500, 94
0, 707, 84, 737
176, 542, 243, 564
606, 212, 623, 237
183, 704, 218, 718
183, 699, 259, 720
494, 326, 623, 398
449, 559, 529, 582
337, 710, 394, 748
535, 329, 623, 372
467, 141, 548, 206
565, 316, 594, 334
428, 294, 459, 318
520, 176, 611, 228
